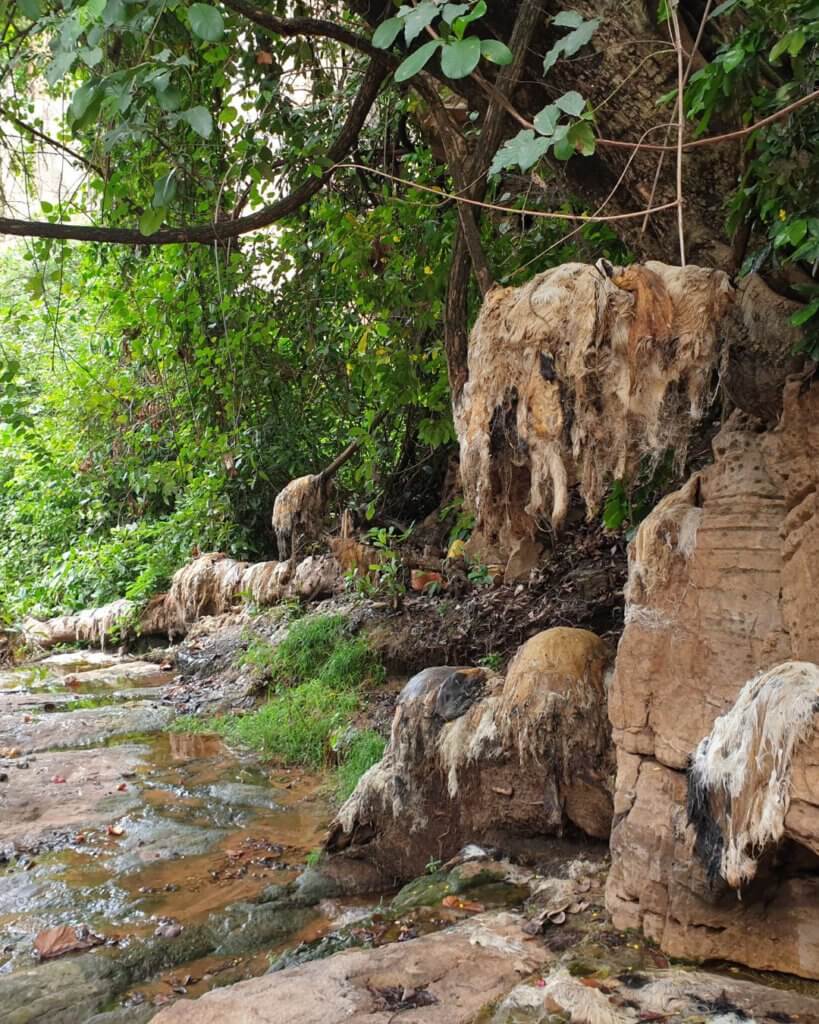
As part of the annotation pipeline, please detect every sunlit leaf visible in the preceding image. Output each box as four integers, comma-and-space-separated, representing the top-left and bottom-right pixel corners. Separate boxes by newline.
179, 105, 213, 138
188, 3, 224, 42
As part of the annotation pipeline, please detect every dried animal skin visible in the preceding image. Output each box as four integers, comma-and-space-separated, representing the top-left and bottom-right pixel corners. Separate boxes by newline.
457, 261, 733, 565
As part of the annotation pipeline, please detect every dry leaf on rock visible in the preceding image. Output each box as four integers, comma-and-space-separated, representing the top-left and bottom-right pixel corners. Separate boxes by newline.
34, 924, 102, 960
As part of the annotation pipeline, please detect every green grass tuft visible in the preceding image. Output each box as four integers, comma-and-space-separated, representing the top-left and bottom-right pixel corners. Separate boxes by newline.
175, 615, 386, 790
334, 729, 386, 801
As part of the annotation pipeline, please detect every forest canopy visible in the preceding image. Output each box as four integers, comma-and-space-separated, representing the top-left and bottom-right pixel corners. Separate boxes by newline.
0, 0, 816, 617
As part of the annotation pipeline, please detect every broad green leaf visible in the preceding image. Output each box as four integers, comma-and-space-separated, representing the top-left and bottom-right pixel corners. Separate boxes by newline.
480, 39, 513, 65
771, 29, 806, 61
156, 86, 184, 111
67, 81, 102, 127
102, 0, 127, 26
394, 39, 440, 82
561, 18, 599, 57
442, 3, 469, 25
790, 298, 819, 327
17, 0, 42, 20
552, 10, 584, 28
568, 119, 596, 156
152, 170, 177, 208
543, 44, 562, 74
441, 35, 481, 78
709, 0, 739, 16
403, 1, 438, 44
786, 219, 808, 246
788, 29, 806, 56
555, 90, 585, 116
80, 45, 103, 67
372, 16, 402, 48
139, 207, 165, 235
45, 51, 75, 86
721, 44, 745, 71
179, 105, 213, 137
489, 129, 551, 175
188, 3, 225, 42
452, 0, 486, 36
552, 123, 574, 160
533, 103, 560, 136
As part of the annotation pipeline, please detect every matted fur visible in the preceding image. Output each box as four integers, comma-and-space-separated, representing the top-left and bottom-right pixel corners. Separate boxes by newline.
271, 473, 326, 560
23, 598, 136, 649
329, 628, 614, 855
688, 661, 819, 887
457, 261, 733, 562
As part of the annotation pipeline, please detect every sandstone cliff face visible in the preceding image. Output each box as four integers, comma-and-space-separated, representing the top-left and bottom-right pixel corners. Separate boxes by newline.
607, 380, 819, 979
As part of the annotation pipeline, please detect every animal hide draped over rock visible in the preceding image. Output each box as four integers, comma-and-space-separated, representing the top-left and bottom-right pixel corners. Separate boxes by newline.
456, 261, 734, 568
271, 474, 326, 560
687, 661, 819, 889
322, 628, 613, 892
22, 599, 136, 650
24, 552, 340, 647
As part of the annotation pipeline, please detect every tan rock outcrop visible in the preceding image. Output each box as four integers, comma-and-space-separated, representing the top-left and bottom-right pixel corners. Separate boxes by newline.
607, 380, 819, 979
323, 628, 614, 891
151, 911, 550, 1024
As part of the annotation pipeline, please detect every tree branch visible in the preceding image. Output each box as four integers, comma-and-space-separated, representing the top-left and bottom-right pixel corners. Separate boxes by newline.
221, 0, 386, 60
0, 60, 388, 245
0, 105, 106, 177
443, 0, 544, 404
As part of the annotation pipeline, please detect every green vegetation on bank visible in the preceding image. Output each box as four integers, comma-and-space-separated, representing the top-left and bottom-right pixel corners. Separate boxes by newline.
172, 615, 386, 799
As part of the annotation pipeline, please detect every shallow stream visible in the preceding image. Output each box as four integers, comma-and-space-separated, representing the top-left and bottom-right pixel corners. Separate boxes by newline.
0, 652, 364, 1017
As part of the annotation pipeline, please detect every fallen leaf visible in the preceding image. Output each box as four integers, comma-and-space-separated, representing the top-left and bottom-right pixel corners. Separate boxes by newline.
34, 924, 102, 960
441, 895, 485, 912
117, 783, 128, 792
51, 775, 67, 784
0, 747, 21, 758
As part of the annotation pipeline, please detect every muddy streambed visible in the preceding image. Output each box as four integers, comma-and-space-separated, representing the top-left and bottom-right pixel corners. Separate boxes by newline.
0, 652, 366, 1021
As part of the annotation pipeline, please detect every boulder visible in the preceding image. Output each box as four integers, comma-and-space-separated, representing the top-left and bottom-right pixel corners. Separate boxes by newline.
323, 628, 613, 891
607, 380, 819, 978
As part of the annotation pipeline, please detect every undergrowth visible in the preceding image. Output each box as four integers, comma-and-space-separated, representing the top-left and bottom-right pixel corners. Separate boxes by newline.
334, 730, 386, 801
173, 614, 386, 799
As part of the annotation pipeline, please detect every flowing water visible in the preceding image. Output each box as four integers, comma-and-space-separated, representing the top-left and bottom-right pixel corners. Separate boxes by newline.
0, 652, 365, 1018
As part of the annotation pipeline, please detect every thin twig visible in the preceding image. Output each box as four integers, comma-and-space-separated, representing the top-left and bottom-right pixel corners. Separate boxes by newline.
333, 162, 678, 223
669, 2, 686, 265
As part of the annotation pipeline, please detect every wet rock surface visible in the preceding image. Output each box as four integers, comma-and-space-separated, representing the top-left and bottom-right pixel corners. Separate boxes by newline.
0, 652, 344, 1022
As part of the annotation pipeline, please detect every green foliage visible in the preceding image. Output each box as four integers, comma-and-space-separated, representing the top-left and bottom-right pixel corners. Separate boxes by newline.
686, 0, 819, 351
239, 614, 383, 690
373, 1, 512, 83
466, 559, 493, 587
334, 729, 386, 801
345, 525, 412, 604
488, 9, 601, 173
603, 454, 675, 537
175, 615, 385, 785
217, 678, 360, 766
